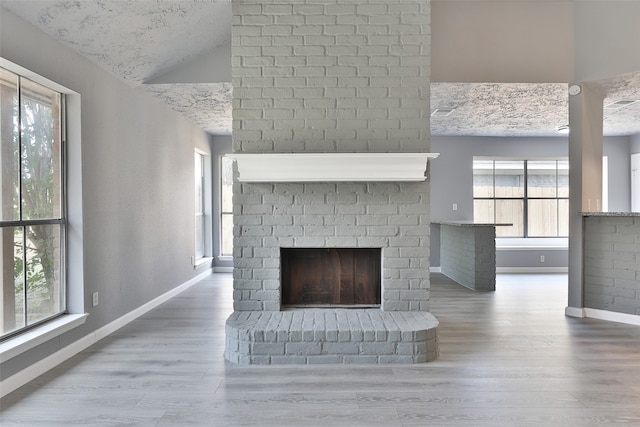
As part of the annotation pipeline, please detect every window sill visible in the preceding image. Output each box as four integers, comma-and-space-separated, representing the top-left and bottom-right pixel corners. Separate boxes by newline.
496, 237, 568, 251
193, 257, 213, 269
217, 255, 233, 262
0, 314, 88, 363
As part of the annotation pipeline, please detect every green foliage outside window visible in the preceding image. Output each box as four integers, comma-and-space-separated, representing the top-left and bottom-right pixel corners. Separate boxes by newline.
1, 67, 64, 337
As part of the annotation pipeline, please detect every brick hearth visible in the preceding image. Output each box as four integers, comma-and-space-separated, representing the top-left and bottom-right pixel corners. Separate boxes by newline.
225, 309, 438, 364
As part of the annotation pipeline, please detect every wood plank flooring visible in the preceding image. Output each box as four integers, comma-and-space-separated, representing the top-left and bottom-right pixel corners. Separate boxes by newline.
2, 273, 640, 426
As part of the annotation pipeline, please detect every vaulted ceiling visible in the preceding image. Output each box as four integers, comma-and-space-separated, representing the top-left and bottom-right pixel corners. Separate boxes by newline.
2, 0, 233, 134
3, 1, 639, 137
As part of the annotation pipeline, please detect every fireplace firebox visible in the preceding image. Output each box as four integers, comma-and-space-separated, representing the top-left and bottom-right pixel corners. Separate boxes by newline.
281, 248, 381, 307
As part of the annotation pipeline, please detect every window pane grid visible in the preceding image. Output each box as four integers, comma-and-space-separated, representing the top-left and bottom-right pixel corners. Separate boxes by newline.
1, 67, 65, 340
220, 156, 233, 256
194, 152, 206, 260
19, 76, 63, 221
494, 160, 524, 198
1, 68, 20, 222
473, 159, 568, 238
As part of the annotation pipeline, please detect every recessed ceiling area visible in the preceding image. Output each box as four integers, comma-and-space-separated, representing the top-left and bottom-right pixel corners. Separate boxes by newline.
431, 73, 640, 137
2, 1, 639, 138
430, 82, 568, 137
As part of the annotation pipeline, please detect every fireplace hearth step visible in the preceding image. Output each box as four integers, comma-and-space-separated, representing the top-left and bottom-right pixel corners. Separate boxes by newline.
224, 309, 439, 365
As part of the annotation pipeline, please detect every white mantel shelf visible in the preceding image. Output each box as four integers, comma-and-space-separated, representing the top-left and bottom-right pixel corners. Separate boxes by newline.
227, 153, 440, 182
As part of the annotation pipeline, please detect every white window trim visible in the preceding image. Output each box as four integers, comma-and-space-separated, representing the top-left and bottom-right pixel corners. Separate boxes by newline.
194, 257, 213, 269
0, 314, 88, 363
496, 237, 568, 251
0, 58, 86, 356
194, 149, 212, 266
473, 157, 570, 238
220, 155, 233, 258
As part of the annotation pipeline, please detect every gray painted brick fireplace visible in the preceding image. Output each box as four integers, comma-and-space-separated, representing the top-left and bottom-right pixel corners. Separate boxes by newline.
224, 0, 439, 364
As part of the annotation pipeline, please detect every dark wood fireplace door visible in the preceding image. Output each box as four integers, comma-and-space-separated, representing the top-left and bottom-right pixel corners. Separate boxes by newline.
281, 248, 381, 306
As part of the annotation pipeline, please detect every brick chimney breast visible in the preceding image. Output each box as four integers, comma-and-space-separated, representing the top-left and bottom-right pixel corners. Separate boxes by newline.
225, 0, 438, 365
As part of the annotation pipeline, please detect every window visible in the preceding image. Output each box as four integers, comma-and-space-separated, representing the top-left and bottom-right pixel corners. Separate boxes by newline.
194, 150, 212, 265
473, 159, 569, 238
220, 156, 233, 257
195, 152, 206, 260
1, 67, 66, 339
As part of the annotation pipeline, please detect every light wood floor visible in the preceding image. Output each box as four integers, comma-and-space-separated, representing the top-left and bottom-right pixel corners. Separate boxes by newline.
2, 273, 640, 426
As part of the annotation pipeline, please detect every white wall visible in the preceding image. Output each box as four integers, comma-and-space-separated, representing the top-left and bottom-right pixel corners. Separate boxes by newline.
431, 1, 574, 83
432, 1, 640, 84
1, 9, 212, 380
574, 1, 640, 82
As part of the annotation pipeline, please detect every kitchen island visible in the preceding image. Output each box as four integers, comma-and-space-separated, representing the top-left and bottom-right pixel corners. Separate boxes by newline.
582, 212, 640, 321
432, 221, 510, 291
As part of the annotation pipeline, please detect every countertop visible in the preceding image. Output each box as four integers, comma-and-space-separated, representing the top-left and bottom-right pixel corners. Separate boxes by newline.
431, 220, 513, 227
580, 212, 640, 217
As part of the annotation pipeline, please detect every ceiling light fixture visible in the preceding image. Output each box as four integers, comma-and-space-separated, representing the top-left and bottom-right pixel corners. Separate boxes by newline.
431, 108, 456, 117
556, 125, 570, 134
604, 100, 639, 110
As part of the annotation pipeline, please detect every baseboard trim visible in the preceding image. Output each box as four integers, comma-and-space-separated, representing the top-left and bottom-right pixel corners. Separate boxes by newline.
565, 306, 585, 318
213, 266, 233, 273
496, 267, 568, 274
0, 268, 213, 398
431, 266, 568, 274
584, 308, 640, 326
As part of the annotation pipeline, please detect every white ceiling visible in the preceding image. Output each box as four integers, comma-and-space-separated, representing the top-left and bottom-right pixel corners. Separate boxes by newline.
3, 0, 639, 138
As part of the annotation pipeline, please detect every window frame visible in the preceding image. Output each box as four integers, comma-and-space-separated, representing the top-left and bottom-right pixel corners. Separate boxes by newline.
195, 151, 205, 260
219, 155, 233, 258
1, 67, 68, 340
473, 158, 570, 238
0, 57, 86, 357
193, 149, 212, 268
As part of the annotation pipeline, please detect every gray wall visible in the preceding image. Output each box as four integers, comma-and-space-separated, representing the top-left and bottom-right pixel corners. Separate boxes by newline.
1, 9, 212, 380
604, 136, 632, 212
430, 135, 633, 269
631, 134, 640, 154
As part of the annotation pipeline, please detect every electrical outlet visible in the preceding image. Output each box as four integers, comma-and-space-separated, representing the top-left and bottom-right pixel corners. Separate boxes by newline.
452, 203, 458, 211
92, 292, 99, 307
540, 255, 545, 263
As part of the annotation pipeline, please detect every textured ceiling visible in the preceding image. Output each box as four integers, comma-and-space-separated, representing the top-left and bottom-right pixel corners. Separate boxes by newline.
2, 0, 233, 134
431, 72, 640, 137
431, 83, 569, 137
143, 83, 233, 133
597, 71, 640, 136
3, 1, 639, 137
